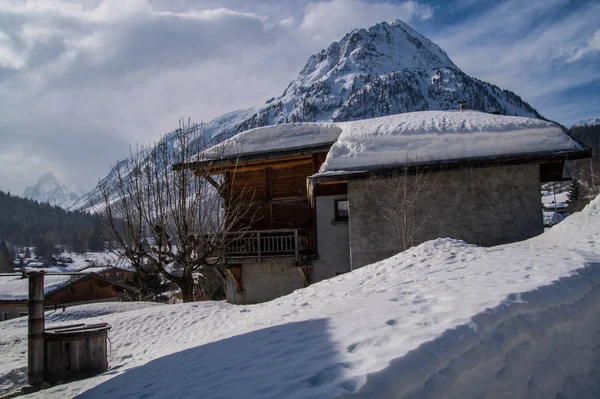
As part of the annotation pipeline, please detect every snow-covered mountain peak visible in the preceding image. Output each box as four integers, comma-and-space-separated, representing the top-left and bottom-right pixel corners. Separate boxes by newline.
36, 171, 60, 190
231, 19, 542, 130
293, 20, 456, 90
23, 171, 85, 209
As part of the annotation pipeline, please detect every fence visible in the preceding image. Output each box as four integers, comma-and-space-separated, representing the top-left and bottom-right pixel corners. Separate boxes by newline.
224, 229, 310, 262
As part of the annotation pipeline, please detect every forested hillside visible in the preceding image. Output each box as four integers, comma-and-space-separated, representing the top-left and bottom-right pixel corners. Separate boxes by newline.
567, 121, 600, 211
0, 191, 104, 266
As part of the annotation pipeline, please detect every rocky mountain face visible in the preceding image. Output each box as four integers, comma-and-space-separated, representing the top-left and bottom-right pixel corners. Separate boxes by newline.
75, 19, 543, 211
23, 172, 85, 209
233, 20, 540, 135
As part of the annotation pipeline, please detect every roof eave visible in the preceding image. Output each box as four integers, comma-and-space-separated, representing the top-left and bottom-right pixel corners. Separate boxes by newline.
309, 148, 592, 184
0, 299, 28, 304
173, 142, 335, 172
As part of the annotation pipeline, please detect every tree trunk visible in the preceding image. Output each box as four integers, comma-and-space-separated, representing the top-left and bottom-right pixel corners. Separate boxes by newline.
180, 280, 195, 303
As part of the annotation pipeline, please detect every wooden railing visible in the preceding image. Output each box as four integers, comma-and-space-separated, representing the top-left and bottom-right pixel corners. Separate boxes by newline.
224, 229, 311, 262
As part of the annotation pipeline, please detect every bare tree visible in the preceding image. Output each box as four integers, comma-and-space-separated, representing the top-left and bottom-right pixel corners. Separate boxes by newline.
95, 119, 254, 302
380, 166, 439, 252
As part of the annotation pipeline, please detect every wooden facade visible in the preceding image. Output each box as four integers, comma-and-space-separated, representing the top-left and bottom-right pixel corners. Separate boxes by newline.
46, 275, 132, 306
199, 151, 335, 259
45, 323, 111, 382
228, 157, 315, 231
96, 267, 133, 283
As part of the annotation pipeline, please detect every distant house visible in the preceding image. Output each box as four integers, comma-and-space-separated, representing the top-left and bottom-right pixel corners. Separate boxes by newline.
20, 264, 134, 283
78, 266, 134, 282
177, 110, 590, 304
0, 273, 137, 322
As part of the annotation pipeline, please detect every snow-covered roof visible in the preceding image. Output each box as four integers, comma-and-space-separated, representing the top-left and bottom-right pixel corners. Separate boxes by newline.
192, 111, 584, 175
198, 123, 342, 160
78, 266, 110, 274
318, 110, 584, 174
542, 191, 569, 205
0, 275, 75, 302
79, 266, 130, 274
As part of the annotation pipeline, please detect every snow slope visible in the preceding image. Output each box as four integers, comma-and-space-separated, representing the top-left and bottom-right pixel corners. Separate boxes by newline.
2, 199, 600, 398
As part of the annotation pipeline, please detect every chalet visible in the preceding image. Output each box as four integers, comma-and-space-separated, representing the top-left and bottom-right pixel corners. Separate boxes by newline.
0, 273, 137, 321
177, 110, 590, 304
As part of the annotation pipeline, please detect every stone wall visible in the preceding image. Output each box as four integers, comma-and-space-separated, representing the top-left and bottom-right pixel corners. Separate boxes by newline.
348, 163, 543, 269
311, 195, 351, 282
226, 259, 305, 305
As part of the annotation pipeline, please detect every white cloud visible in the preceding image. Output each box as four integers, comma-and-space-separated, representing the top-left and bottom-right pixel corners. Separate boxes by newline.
0, 0, 282, 193
567, 30, 600, 63
431, 0, 600, 123
279, 16, 295, 28
299, 0, 433, 43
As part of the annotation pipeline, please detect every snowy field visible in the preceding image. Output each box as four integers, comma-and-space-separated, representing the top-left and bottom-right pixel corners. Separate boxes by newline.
18, 251, 131, 274
1, 198, 600, 398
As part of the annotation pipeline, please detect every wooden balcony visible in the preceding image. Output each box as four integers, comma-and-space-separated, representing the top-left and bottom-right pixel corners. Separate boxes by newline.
224, 229, 312, 262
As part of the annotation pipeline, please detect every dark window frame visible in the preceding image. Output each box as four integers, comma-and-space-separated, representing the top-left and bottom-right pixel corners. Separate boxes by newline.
334, 199, 349, 222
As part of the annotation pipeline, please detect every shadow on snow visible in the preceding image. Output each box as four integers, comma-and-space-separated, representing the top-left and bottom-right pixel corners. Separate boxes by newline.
76, 318, 344, 399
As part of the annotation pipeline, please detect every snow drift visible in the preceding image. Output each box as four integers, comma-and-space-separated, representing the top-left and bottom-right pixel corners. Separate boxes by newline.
1, 197, 600, 398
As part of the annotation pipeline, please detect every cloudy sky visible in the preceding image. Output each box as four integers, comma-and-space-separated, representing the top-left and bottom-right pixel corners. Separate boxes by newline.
0, 0, 598, 195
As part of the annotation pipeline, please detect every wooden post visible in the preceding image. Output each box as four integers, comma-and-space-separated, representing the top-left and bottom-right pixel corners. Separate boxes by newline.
257, 231, 261, 263
294, 229, 299, 262
27, 271, 46, 386
265, 167, 273, 230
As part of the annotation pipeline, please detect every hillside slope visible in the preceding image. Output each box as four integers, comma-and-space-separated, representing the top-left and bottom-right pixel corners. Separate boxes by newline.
2, 196, 600, 398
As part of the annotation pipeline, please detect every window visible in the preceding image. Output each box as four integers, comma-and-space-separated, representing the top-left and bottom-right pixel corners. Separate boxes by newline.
334, 199, 349, 221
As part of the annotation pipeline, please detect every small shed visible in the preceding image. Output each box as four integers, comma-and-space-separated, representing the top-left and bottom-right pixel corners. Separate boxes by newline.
45, 323, 112, 382
26, 272, 113, 386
